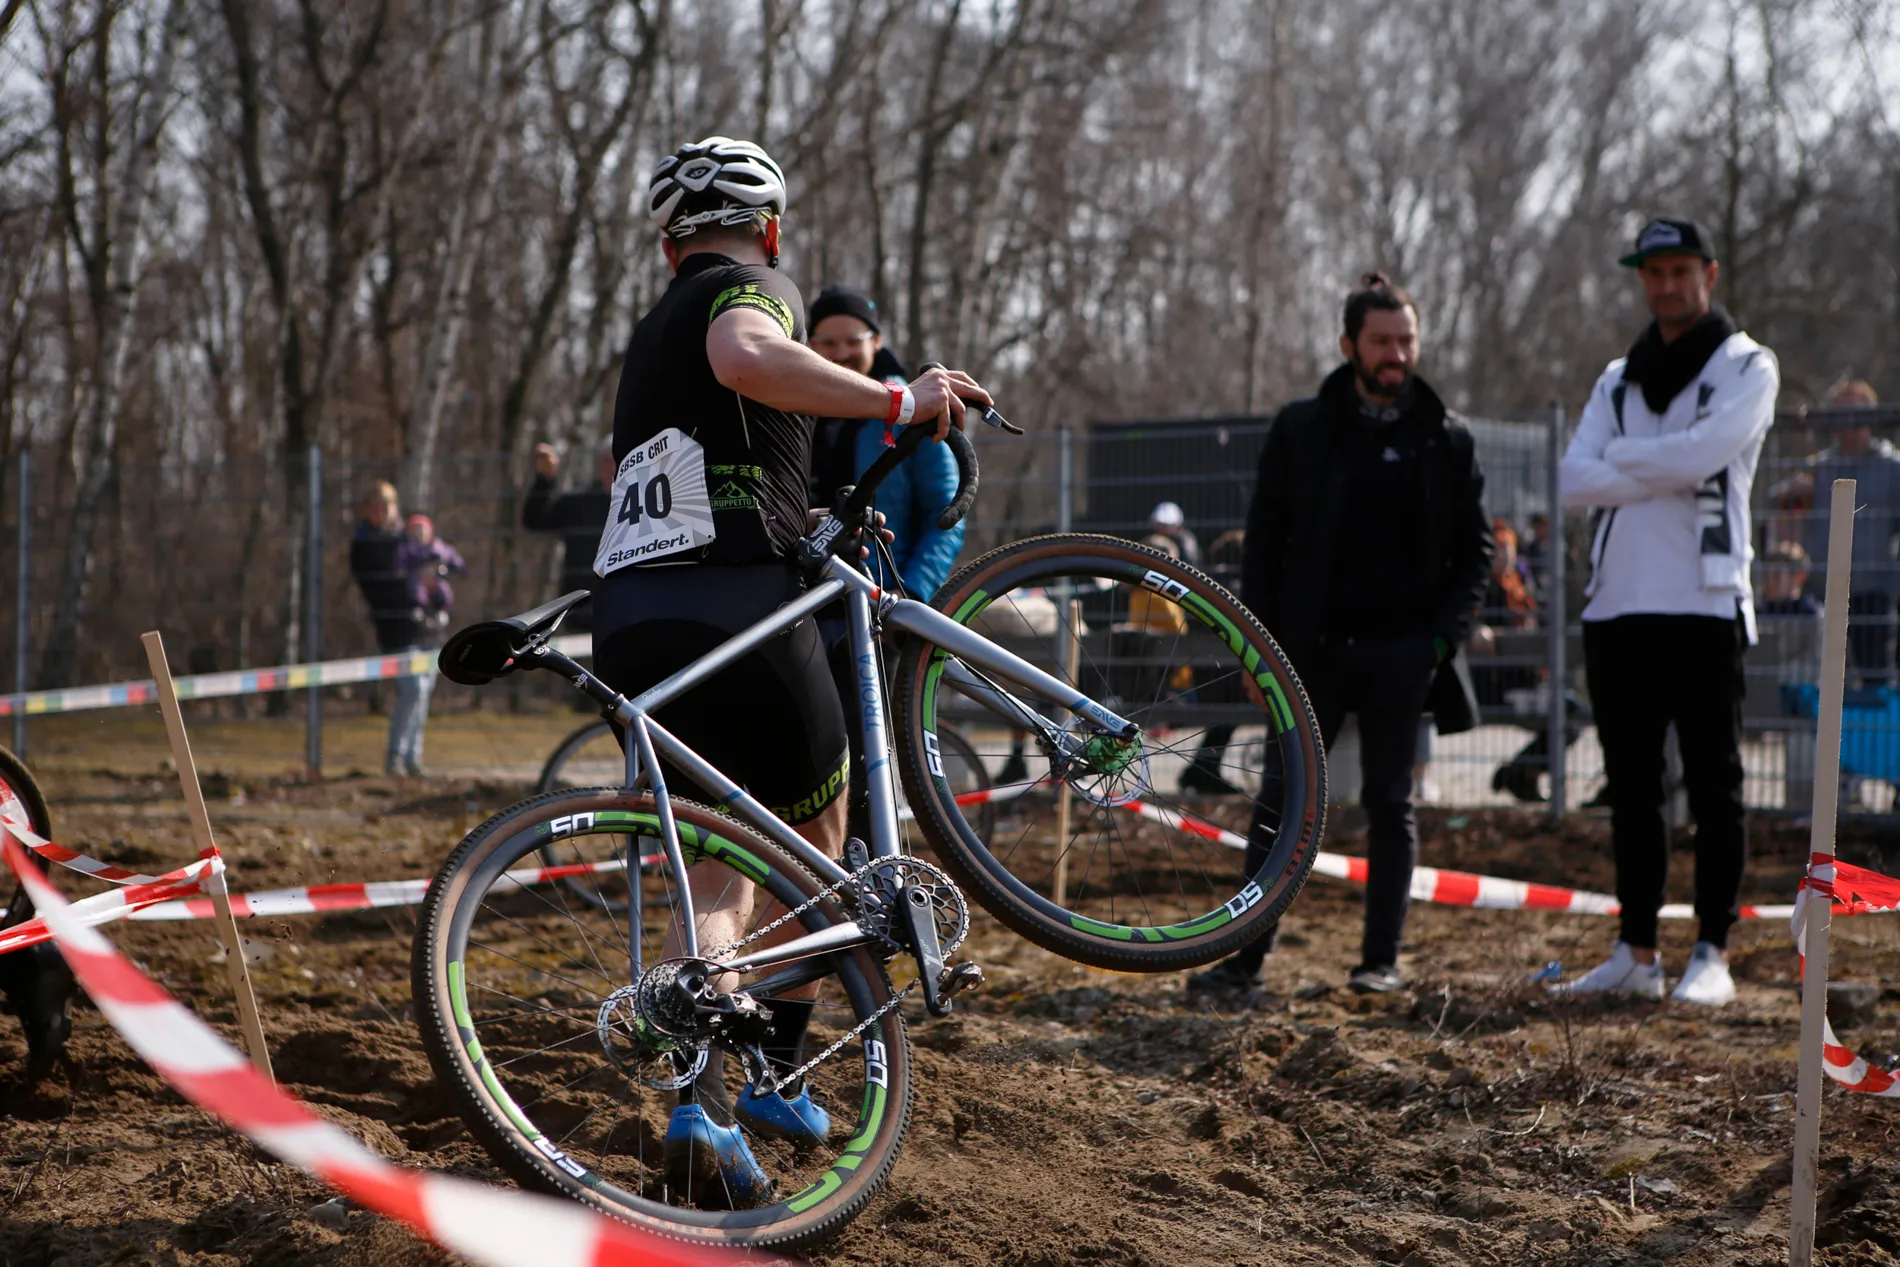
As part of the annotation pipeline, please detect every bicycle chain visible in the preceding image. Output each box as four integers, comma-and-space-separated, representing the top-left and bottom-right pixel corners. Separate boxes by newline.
701, 855, 891, 962
773, 979, 917, 1093
693, 857, 934, 1091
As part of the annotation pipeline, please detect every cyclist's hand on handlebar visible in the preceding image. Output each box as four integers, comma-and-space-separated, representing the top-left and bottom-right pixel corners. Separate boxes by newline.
907, 367, 992, 441
806, 508, 895, 558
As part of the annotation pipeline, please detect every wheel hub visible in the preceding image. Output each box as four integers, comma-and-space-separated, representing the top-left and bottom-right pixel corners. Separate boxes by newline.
596, 981, 706, 1090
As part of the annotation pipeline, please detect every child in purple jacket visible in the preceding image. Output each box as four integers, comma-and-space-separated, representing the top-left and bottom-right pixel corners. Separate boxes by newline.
399, 514, 469, 630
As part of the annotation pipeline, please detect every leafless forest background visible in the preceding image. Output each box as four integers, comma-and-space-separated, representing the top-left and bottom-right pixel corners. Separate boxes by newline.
1, 0, 1896, 690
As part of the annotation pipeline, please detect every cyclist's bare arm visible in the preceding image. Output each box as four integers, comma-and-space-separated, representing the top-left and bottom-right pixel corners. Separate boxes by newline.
705, 308, 990, 439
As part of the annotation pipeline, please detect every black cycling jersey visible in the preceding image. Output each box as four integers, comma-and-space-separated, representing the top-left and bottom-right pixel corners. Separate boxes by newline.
608, 251, 810, 566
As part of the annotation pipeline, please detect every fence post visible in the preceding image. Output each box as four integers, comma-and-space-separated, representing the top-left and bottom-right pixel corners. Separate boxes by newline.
1056, 426, 1074, 533
1051, 426, 1077, 901
304, 445, 323, 780
1547, 402, 1567, 819
12, 452, 28, 757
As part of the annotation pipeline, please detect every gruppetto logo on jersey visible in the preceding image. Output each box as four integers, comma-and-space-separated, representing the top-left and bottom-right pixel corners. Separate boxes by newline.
707, 463, 762, 511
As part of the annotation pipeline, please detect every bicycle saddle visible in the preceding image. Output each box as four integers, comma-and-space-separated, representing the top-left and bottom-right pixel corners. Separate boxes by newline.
438, 590, 589, 686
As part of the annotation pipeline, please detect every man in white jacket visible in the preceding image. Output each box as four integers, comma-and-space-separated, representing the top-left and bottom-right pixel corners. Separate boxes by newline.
1554, 218, 1779, 1007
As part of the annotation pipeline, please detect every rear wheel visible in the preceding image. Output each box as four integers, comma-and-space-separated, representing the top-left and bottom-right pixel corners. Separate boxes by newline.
891, 533, 1326, 971
538, 720, 623, 792
412, 788, 911, 1250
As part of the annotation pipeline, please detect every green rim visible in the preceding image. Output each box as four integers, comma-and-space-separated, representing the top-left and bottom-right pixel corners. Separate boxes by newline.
922, 561, 1288, 943
442, 811, 889, 1221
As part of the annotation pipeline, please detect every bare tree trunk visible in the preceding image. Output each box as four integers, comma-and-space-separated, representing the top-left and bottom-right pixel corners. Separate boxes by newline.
902, 0, 964, 368
38, 0, 184, 688
404, 5, 522, 509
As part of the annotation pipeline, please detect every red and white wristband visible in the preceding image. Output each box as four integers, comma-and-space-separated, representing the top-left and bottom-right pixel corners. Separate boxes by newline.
883, 383, 916, 445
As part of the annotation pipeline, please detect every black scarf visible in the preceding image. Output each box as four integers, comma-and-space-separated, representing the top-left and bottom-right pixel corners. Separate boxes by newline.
1621, 306, 1737, 415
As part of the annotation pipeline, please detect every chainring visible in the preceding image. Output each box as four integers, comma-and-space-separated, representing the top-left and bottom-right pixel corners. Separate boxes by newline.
850, 855, 969, 960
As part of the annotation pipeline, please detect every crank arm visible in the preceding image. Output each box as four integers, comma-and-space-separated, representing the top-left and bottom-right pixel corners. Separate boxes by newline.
899, 882, 952, 1017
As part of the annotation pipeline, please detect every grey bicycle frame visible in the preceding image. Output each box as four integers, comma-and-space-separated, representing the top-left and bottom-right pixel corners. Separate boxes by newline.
596, 552, 1136, 967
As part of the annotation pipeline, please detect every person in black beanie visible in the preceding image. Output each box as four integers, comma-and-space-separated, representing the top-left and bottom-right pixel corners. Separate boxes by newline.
1189, 274, 1491, 997
1553, 218, 1778, 1007
806, 283, 969, 837
804, 284, 965, 599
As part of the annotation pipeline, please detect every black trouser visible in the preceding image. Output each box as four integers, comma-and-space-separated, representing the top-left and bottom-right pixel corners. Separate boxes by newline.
1583, 614, 1746, 950
1232, 633, 1439, 972
1848, 591, 1896, 687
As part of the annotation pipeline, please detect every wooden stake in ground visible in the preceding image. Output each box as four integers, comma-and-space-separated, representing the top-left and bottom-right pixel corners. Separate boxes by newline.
1790, 477, 1857, 1267
140, 631, 274, 1084
1052, 596, 1083, 907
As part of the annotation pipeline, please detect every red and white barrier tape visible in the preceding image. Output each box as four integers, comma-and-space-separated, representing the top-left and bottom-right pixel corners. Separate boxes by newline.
128, 853, 661, 925
0, 852, 221, 956
0, 813, 657, 954
0, 836, 739, 1267
1121, 800, 1900, 1099
1113, 795, 1752, 919
0, 808, 211, 885
1787, 853, 1900, 1097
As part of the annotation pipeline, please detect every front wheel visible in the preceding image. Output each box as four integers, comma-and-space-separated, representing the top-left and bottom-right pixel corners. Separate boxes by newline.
891, 533, 1326, 971
412, 788, 912, 1250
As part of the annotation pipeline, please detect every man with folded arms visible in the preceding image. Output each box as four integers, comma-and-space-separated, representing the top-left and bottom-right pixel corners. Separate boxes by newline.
1555, 218, 1779, 1007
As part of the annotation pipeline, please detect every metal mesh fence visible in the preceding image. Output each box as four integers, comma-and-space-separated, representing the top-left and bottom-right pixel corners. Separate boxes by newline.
6, 403, 1896, 820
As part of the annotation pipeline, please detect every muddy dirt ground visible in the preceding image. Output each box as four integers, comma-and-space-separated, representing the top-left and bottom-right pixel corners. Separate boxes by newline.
6, 709, 1900, 1265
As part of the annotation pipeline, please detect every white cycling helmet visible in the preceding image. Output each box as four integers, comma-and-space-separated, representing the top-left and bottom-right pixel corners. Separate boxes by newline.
648, 136, 787, 237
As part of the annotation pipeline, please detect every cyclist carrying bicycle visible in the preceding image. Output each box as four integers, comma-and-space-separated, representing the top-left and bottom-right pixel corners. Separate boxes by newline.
591, 135, 990, 1205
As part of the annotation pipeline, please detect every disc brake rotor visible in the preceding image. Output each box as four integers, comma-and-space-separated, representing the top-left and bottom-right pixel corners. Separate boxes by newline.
596, 980, 706, 1090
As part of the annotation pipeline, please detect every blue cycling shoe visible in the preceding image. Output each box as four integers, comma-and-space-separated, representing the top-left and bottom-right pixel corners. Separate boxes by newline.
734, 1082, 832, 1145
663, 1104, 774, 1207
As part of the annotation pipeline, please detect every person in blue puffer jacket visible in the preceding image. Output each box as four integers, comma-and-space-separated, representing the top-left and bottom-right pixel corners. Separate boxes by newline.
805, 284, 966, 601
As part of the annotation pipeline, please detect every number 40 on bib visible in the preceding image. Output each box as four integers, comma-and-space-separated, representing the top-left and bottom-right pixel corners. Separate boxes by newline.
593, 428, 717, 575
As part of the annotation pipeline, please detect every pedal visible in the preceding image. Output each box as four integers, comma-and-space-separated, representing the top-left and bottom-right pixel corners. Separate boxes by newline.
843, 837, 870, 872
898, 881, 951, 1016
938, 961, 984, 1002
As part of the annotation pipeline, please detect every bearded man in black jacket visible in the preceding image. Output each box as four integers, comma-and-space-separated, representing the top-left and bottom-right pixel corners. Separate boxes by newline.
1190, 274, 1492, 997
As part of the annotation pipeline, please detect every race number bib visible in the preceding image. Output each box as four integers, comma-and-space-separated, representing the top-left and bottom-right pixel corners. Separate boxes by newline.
593, 428, 717, 575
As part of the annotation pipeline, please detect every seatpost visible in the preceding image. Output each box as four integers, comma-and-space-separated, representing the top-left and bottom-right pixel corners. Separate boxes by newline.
533, 647, 628, 717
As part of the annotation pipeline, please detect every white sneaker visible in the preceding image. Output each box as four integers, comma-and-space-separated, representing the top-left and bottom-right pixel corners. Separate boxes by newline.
1547, 941, 1665, 999
1669, 942, 1736, 1006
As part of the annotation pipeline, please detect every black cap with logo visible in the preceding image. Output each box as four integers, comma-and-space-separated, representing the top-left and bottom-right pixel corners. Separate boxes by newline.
809, 284, 881, 334
1619, 218, 1718, 268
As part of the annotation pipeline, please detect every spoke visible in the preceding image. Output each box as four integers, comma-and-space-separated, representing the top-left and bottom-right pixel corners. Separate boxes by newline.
536, 845, 620, 990
475, 895, 628, 989
1100, 797, 1158, 927
556, 1101, 614, 1149
513, 1055, 624, 1114
466, 936, 613, 1002
468, 995, 607, 1029
492, 1026, 600, 1070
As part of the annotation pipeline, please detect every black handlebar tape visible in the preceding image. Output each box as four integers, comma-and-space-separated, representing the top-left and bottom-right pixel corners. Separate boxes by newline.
913, 361, 981, 531
834, 421, 933, 532
937, 428, 979, 530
